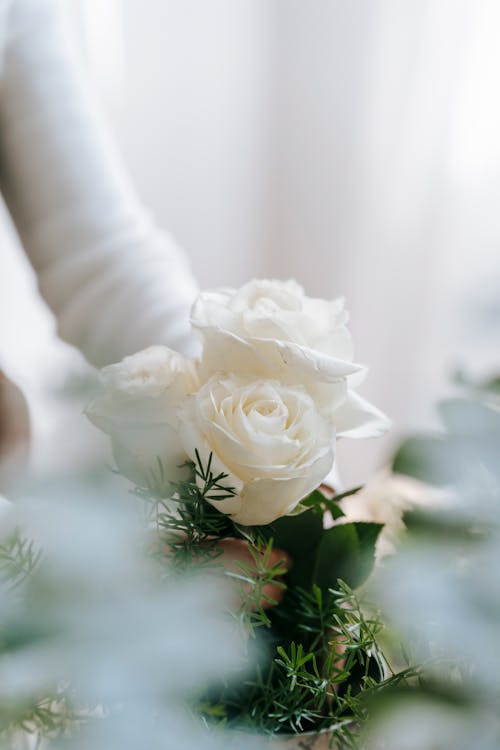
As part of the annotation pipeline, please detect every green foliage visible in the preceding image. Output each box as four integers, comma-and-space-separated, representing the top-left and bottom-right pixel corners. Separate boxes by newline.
312, 523, 383, 592
200, 581, 412, 746
455, 368, 500, 397
138, 451, 237, 573
141, 456, 413, 744
260, 487, 379, 594
0, 455, 409, 747
263, 506, 324, 591
374, 374, 500, 750
393, 387, 500, 487
0, 528, 42, 588
0, 692, 81, 747
228, 540, 288, 635
392, 434, 463, 485
260, 486, 381, 595
0, 531, 79, 746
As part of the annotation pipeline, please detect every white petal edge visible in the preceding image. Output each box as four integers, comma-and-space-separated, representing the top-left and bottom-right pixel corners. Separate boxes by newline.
335, 391, 391, 439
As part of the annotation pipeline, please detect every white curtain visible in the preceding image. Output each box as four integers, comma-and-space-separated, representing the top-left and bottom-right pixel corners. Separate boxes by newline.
258, 0, 500, 480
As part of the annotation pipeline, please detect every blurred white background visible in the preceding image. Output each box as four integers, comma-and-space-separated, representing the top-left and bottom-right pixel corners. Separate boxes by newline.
1, 0, 500, 483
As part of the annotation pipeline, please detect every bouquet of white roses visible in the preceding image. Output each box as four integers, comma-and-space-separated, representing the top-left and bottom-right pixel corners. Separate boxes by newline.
86, 279, 399, 746
87, 279, 388, 524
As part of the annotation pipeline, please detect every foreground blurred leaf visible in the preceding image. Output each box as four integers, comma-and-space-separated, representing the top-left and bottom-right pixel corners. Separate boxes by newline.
392, 436, 467, 485
438, 398, 500, 438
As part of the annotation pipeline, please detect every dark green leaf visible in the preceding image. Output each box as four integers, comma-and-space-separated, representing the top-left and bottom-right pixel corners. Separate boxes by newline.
299, 488, 352, 520
331, 486, 364, 505
265, 509, 324, 590
312, 522, 383, 592
298, 490, 338, 519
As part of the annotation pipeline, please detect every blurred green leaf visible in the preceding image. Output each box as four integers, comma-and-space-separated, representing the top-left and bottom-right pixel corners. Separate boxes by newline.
392, 435, 466, 485
438, 398, 500, 438
481, 375, 500, 395
402, 508, 481, 545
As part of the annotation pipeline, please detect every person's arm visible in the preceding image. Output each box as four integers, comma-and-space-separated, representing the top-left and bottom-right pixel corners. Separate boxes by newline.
0, 0, 198, 366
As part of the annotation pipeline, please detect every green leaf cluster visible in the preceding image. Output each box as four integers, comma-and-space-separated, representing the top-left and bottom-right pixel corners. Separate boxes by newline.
370, 376, 500, 749
143, 455, 409, 744
393, 392, 500, 488
0, 452, 410, 747
0, 530, 79, 745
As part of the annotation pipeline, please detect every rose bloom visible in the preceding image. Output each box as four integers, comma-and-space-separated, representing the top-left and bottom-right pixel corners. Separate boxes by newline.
191, 279, 389, 439
179, 373, 335, 526
86, 346, 197, 488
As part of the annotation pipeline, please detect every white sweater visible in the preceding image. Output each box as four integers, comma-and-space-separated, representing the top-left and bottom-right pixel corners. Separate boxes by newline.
0, 0, 199, 367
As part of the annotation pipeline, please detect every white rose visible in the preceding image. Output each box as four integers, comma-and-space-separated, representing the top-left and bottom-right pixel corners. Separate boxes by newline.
86, 346, 197, 489
178, 373, 335, 526
191, 279, 389, 438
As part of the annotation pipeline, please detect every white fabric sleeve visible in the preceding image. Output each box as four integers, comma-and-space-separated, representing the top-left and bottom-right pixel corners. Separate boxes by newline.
0, 0, 199, 366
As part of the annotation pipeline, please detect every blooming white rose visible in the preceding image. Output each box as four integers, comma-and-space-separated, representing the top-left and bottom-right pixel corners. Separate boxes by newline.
86, 346, 197, 488
191, 279, 389, 438
178, 373, 335, 525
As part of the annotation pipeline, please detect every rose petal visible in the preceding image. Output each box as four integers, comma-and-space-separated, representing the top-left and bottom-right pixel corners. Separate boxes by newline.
335, 391, 391, 439
231, 446, 334, 526
109, 423, 189, 486
274, 339, 363, 381
177, 397, 244, 515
